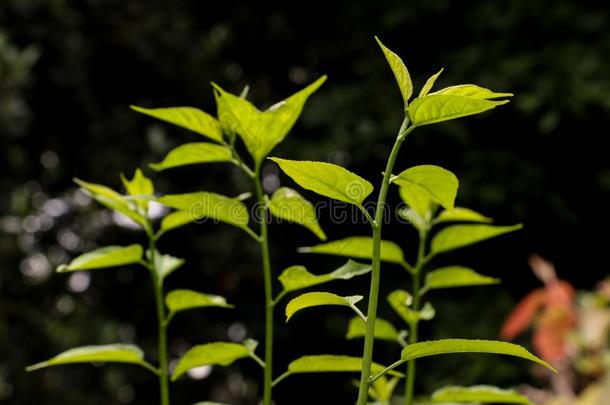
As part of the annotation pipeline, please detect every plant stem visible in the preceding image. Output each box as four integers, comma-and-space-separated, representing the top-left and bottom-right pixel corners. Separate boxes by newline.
253, 167, 274, 405
404, 228, 428, 405
356, 117, 411, 405
147, 232, 170, 405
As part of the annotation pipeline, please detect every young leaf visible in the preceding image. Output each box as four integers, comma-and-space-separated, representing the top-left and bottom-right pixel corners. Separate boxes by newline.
369, 375, 401, 402
435, 207, 492, 224
26, 344, 155, 373
285, 292, 364, 321
430, 84, 514, 99
375, 36, 412, 106
387, 290, 435, 324
153, 252, 185, 280
408, 94, 510, 127
75, 178, 148, 229
157, 192, 250, 231
423, 266, 499, 293
298, 237, 405, 265
285, 355, 404, 377
57, 245, 143, 273
268, 187, 326, 240
120, 168, 154, 212
172, 342, 250, 381
419, 68, 444, 98
393, 165, 458, 218
150, 143, 233, 171
212, 76, 326, 164
166, 289, 233, 317
430, 224, 523, 255
346, 317, 399, 342
158, 210, 194, 234
431, 385, 534, 405
270, 158, 373, 207
278, 260, 371, 294
130, 105, 224, 143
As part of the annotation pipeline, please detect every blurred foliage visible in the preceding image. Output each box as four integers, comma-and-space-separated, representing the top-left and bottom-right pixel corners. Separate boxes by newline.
1, 0, 609, 404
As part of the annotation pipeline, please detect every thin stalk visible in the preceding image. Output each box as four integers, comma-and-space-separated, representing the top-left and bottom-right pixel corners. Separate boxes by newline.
356, 117, 412, 405
147, 230, 170, 405
253, 167, 274, 405
404, 228, 428, 405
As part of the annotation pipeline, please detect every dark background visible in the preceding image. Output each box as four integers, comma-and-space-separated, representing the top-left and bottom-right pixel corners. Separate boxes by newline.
1, 0, 609, 404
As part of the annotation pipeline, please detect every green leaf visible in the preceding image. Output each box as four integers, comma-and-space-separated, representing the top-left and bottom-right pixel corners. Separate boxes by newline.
75, 178, 149, 229
435, 207, 492, 224
369, 375, 400, 402
166, 289, 233, 317
431, 385, 534, 405
299, 236, 405, 265
157, 192, 250, 232
419, 68, 444, 98
278, 260, 371, 294
430, 84, 513, 99
393, 165, 459, 218
57, 245, 143, 273
286, 355, 403, 377
387, 290, 435, 324
26, 344, 155, 373
285, 292, 363, 321
270, 158, 373, 207
268, 187, 326, 240
346, 317, 399, 342
423, 266, 499, 293
408, 94, 510, 127
430, 224, 522, 255
153, 252, 185, 280
130, 105, 224, 143
375, 36, 412, 106
120, 168, 154, 212
212, 76, 326, 164
172, 342, 250, 381
159, 210, 194, 234
150, 143, 233, 171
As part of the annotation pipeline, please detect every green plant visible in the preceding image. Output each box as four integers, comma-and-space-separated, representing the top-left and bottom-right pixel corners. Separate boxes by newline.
270, 37, 556, 404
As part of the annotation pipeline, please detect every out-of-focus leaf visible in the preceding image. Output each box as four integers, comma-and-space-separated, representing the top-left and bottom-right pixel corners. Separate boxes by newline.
431, 385, 534, 405
430, 224, 522, 255
346, 317, 399, 342
284, 355, 404, 378
150, 143, 233, 171
120, 168, 154, 212
277, 260, 371, 294
153, 251, 185, 280
57, 245, 143, 273
299, 237, 404, 265
387, 290, 435, 324
268, 187, 326, 240
435, 207, 492, 224
423, 266, 499, 292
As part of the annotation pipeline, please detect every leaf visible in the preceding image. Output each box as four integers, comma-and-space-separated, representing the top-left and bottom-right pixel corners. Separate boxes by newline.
157, 192, 250, 231
387, 290, 435, 324
57, 245, 143, 273
278, 260, 371, 294
159, 210, 195, 234
431, 385, 534, 405
430, 224, 522, 255
153, 252, 185, 280
298, 236, 405, 265
130, 105, 224, 143
75, 178, 148, 229
375, 36, 412, 106
172, 342, 250, 381
286, 355, 404, 377
270, 158, 373, 207
419, 68, 444, 98
285, 292, 363, 321
26, 344, 154, 372
423, 266, 499, 293
393, 165, 458, 218
150, 143, 233, 171
166, 289, 233, 317
430, 84, 514, 99
268, 187, 326, 240
120, 168, 154, 212
435, 207, 492, 224
346, 317, 399, 342
212, 76, 326, 164
408, 94, 510, 127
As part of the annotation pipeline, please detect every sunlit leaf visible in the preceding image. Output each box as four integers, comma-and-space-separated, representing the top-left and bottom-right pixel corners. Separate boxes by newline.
346, 317, 399, 342
285, 292, 363, 321
278, 260, 371, 294
419, 68, 444, 98
409, 94, 510, 127
431, 385, 534, 405
153, 251, 185, 280
150, 143, 233, 171
393, 165, 458, 218
158, 210, 194, 234
120, 168, 154, 212
423, 266, 499, 293
26, 344, 154, 372
130, 105, 224, 143
212, 76, 326, 164
430, 224, 522, 255
172, 342, 250, 381
270, 158, 373, 207
435, 207, 492, 224
430, 84, 513, 99
268, 187, 326, 240
298, 237, 404, 265
166, 289, 233, 317
57, 245, 143, 273
286, 355, 404, 377
375, 36, 412, 106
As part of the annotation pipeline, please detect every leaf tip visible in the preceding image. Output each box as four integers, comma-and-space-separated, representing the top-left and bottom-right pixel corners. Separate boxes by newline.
148, 162, 163, 172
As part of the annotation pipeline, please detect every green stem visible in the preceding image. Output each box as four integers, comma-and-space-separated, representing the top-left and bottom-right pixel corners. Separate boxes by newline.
356, 118, 412, 405
404, 228, 428, 405
253, 167, 274, 405
147, 231, 170, 405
